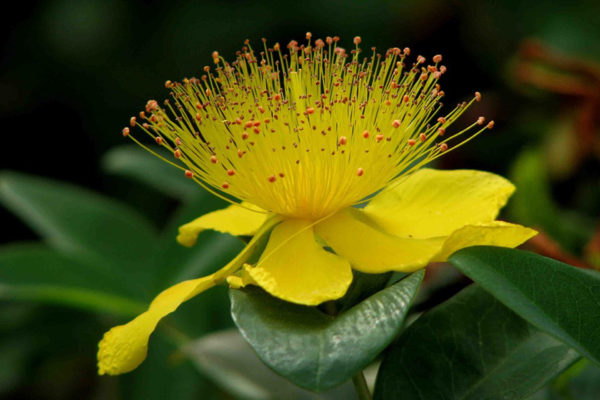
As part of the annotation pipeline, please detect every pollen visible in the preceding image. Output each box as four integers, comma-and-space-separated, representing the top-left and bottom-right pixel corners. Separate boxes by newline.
123, 36, 490, 219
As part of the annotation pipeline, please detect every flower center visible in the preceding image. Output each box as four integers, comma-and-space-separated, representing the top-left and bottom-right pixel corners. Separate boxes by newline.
122, 34, 492, 220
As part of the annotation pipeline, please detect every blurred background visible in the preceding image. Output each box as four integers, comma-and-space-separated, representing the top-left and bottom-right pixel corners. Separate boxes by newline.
1, 0, 599, 399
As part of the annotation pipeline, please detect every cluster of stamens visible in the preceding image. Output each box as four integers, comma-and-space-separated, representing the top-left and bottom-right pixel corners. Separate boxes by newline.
122, 34, 493, 219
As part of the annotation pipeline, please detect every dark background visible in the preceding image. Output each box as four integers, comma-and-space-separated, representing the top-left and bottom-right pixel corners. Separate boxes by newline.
1, 1, 600, 399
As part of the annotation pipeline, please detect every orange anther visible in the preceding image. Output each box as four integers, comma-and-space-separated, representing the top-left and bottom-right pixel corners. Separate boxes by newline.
129, 117, 136, 127
438, 127, 446, 136
408, 139, 417, 146
477, 116, 485, 125
362, 130, 370, 138
227, 169, 235, 176
433, 54, 442, 63
210, 155, 218, 163
392, 120, 401, 128
376, 134, 384, 142
357, 168, 364, 176
487, 120, 495, 129
174, 149, 181, 158
403, 95, 410, 103
439, 143, 448, 151
185, 170, 194, 178
221, 182, 230, 189
241, 132, 249, 139
437, 117, 446, 124
268, 175, 276, 183
419, 133, 427, 142
475, 91, 482, 102
339, 136, 348, 145
306, 107, 315, 114
155, 137, 163, 145
353, 36, 362, 45
195, 113, 202, 121
122, 127, 130, 137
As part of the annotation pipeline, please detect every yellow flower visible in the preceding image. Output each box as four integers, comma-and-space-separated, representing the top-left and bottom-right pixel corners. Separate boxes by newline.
98, 35, 536, 375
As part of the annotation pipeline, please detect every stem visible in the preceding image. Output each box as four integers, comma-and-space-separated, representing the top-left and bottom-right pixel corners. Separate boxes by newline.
352, 371, 372, 400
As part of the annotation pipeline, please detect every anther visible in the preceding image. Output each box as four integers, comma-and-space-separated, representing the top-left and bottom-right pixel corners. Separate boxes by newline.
268, 175, 276, 183
241, 131, 249, 139
362, 130, 370, 138
185, 170, 194, 178
129, 117, 136, 127
439, 143, 448, 152
210, 155, 218, 163
487, 121, 495, 129
221, 182, 230, 189
376, 134, 384, 142
155, 137, 163, 145
408, 139, 417, 146
357, 168, 364, 176
278, 172, 285, 178
174, 149, 181, 158
419, 133, 427, 142
339, 136, 348, 145
433, 54, 442, 63
353, 36, 362, 45
175, 137, 182, 146
392, 120, 401, 128
403, 95, 410, 102
306, 107, 315, 114
438, 127, 446, 136
122, 127, 130, 137
165, 80, 172, 88
437, 117, 446, 124
227, 169, 235, 176
475, 92, 482, 102
477, 116, 485, 125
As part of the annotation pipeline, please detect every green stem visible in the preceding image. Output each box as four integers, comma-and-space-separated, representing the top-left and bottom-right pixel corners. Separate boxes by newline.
352, 371, 372, 400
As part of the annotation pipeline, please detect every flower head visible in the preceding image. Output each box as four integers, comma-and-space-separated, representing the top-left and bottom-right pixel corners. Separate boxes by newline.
99, 35, 536, 376
127, 35, 488, 219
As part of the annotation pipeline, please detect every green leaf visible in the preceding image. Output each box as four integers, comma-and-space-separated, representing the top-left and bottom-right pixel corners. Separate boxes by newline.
101, 144, 198, 200
449, 246, 600, 366
229, 271, 424, 391
374, 285, 579, 400
184, 329, 357, 400
0, 243, 145, 316
0, 171, 159, 295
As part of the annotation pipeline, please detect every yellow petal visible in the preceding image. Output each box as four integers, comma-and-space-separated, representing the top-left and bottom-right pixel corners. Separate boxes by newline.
177, 202, 268, 247
97, 276, 216, 375
98, 217, 280, 375
434, 221, 537, 261
364, 169, 515, 238
315, 209, 443, 273
245, 219, 353, 305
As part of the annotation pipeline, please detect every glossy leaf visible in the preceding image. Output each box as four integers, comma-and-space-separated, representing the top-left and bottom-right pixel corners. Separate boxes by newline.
374, 285, 580, 400
450, 246, 600, 366
0, 243, 145, 316
0, 171, 159, 295
230, 271, 424, 391
102, 144, 199, 200
184, 329, 357, 400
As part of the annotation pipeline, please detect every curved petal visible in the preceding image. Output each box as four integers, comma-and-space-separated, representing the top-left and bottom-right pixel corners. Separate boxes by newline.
98, 217, 280, 375
177, 202, 268, 247
434, 221, 537, 261
364, 169, 515, 238
245, 219, 353, 306
97, 276, 215, 375
315, 209, 443, 273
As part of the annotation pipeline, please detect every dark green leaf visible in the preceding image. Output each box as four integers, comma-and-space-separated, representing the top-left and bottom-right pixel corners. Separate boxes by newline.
450, 246, 600, 366
0, 243, 145, 316
0, 171, 159, 295
230, 271, 424, 391
102, 144, 199, 200
374, 285, 579, 400
184, 329, 357, 400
